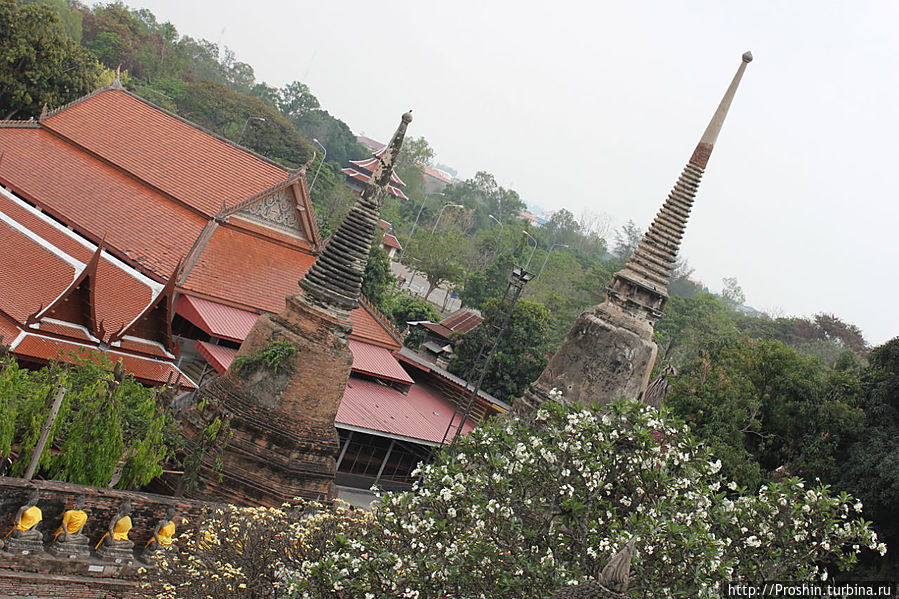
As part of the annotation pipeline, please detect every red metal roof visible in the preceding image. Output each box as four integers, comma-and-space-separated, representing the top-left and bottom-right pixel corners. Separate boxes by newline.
337, 375, 473, 445
175, 295, 258, 343
348, 340, 414, 384
420, 322, 453, 339
382, 233, 402, 250
42, 90, 289, 218
195, 340, 238, 374
11, 333, 196, 389
440, 310, 483, 335
422, 165, 453, 184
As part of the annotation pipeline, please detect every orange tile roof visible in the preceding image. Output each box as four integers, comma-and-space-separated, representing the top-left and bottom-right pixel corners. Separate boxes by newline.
0, 126, 206, 279
12, 333, 195, 390
42, 90, 289, 217
349, 296, 403, 350
179, 225, 315, 314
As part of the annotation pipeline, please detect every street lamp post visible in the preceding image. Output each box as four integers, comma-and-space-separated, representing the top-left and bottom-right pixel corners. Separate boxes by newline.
522, 230, 537, 270
400, 198, 428, 261
431, 203, 464, 235
488, 214, 503, 250
237, 116, 265, 145
441, 264, 535, 447
309, 138, 327, 192
537, 243, 569, 279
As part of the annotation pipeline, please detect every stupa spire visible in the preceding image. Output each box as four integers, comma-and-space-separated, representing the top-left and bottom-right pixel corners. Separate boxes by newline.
611, 51, 753, 323
513, 52, 753, 414
299, 111, 412, 311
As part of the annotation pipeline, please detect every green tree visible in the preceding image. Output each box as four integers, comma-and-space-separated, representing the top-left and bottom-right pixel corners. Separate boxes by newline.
448, 297, 550, 402
839, 338, 899, 575
384, 295, 440, 349
613, 219, 642, 262
0, 0, 102, 119
290, 398, 882, 598
666, 338, 865, 491
361, 244, 394, 312
407, 228, 468, 301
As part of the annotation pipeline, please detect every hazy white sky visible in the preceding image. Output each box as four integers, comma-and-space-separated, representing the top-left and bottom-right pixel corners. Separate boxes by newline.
125, 0, 898, 345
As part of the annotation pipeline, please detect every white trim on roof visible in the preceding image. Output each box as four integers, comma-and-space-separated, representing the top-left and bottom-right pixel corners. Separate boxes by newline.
0, 186, 164, 294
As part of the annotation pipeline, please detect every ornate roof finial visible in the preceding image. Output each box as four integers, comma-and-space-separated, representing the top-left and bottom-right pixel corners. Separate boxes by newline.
111, 64, 123, 90
610, 52, 753, 322
298, 111, 412, 311
39, 104, 49, 121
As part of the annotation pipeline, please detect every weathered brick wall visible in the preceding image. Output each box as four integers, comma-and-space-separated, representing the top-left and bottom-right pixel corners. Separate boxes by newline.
184, 291, 354, 507
0, 477, 213, 550
0, 569, 139, 599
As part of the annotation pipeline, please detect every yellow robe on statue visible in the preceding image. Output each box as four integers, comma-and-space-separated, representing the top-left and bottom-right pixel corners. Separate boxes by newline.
4, 505, 41, 539
16, 506, 42, 531
147, 521, 176, 547
54, 509, 87, 540
113, 515, 132, 541
95, 515, 133, 549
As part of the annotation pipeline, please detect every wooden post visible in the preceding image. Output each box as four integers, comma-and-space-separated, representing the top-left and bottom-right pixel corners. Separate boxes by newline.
23, 386, 66, 480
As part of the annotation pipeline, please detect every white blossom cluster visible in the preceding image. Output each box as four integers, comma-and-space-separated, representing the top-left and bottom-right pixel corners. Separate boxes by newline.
286, 399, 881, 598
147, 398, 881, 599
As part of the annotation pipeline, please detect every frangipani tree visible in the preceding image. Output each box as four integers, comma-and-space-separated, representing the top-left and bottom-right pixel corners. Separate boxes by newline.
290, 395, 883, 599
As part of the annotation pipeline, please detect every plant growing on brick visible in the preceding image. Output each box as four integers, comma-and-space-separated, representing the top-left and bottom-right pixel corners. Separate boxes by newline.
233, 337, 297, 374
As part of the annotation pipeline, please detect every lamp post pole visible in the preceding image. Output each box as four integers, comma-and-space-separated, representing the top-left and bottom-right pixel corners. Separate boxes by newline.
537, 243, 569, 279
442, 264, 535, 447
488, 214, 503, 251
431, 203, 464, 235
522, 230, 537, 270
400, 198, 428, 261
309, 138, 327, 192
237, 116, 265, 145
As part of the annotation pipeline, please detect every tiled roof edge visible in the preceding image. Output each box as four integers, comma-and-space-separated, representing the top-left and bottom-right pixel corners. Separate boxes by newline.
41, 86, 293, 174
358, 294, 404, 347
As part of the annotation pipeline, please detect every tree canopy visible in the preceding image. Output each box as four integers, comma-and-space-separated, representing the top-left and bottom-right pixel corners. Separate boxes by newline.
0, 0, 102, 119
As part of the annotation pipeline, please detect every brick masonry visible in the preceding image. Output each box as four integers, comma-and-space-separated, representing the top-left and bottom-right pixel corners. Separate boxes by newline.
182, 290, 354, 506
0, 477, 216, 598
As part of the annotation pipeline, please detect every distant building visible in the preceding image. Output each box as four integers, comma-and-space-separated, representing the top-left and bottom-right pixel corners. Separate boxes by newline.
343, 146, 409, 200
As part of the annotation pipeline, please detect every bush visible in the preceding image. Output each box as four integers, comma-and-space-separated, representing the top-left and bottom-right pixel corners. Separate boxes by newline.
288, 396, 883, 598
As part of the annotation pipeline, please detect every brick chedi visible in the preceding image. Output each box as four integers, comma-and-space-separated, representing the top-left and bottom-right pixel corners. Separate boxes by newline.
515, 52, 753, 413
183, 112, 412, 506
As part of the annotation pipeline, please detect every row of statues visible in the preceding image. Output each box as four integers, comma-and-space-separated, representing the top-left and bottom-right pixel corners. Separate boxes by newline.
1, 489, 177, 565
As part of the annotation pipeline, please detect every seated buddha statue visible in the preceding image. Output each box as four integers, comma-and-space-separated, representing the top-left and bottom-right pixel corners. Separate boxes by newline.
95, 500, 133, 551
49, 495, 90, 558
5, 489, 42, 541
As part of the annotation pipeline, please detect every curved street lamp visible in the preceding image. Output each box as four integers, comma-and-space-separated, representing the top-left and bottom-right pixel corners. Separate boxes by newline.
400, 197, 428, 261
537, 243, 569, 279
431, 203, 464, 235
488, 214, 503, 250
237, 116, 265, 145
522, 230, 537, 270
309, 138, 327, 192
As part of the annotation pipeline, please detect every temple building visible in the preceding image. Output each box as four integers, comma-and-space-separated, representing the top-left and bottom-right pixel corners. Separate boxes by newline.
0, 82, 501, 505
515, 52, 754, 413
342, 146, 409, 200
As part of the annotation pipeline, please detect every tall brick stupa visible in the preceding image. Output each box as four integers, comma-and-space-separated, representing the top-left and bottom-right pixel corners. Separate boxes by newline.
183, 112, 412, 506
515, 52, 753, 413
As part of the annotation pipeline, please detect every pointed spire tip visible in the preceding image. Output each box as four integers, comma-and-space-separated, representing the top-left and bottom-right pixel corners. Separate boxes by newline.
402, 110, 413, 124
742, 51, 753, 63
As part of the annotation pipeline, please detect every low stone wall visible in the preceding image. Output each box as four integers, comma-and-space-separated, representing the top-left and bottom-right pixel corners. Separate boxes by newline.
0, 477, 219, 598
